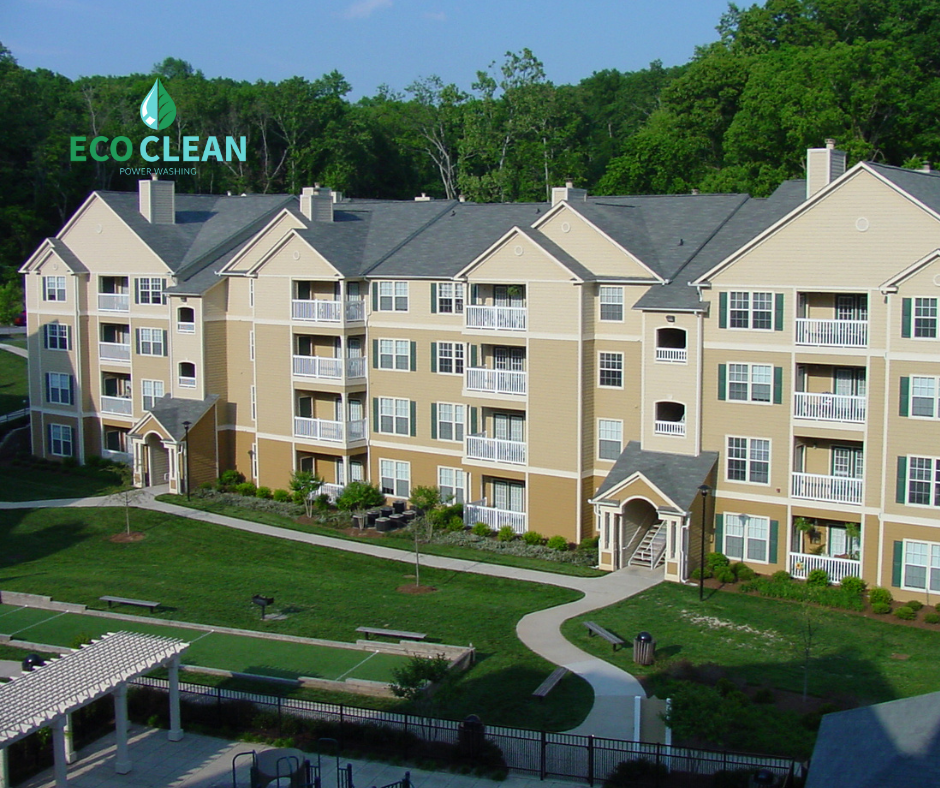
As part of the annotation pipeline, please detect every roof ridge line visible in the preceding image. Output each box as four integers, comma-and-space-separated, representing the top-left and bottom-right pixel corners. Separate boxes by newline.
668, 193, 751, 284
360, 200, 459, 276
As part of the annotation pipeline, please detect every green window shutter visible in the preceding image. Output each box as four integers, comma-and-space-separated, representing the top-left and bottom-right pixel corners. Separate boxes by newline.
69, 376, 75, 405
902, 298, 912, 338
134, 278, 140, 304
372, 339, 378, 369
430, 403, 437, 440
372, 282, 379, 311
470, 344, 478, 368
719, 292, 728, 329
773, 367, 783, 405
774, 293, 784, 331
900, 377, 910, 417
410, 401, 417, 437
372, 397, 379, 430
896, 456, 908, 504
135, 329, 141, 355
718, 364, 727, 400
162, 330, 168, 356
430, 283, 437, 314
769, 520, 779, 564
430, 342, 438, 373
714, 513, 724, 552
892, 540, 903, 587
471, 284, 479, 304
45, 374, 51, 402
470, 407, 478, 435
410, 341, 417, 372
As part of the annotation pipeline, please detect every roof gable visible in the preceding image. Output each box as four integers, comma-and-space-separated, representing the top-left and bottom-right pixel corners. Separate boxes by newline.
457, 226, 589, 282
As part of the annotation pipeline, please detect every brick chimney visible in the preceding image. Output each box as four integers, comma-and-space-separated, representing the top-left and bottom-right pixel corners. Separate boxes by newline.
806, 139, 847, 199
139, 176, 176, 224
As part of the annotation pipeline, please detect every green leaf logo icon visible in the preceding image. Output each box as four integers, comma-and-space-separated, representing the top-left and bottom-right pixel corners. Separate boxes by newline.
140, 78, 177, 131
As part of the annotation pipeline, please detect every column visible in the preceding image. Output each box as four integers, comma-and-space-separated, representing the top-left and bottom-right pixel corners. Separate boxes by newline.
168, 656, 184, 742
113, 682, 132, 774
0, 746, 10, 788
52, 716, 69, 788
63, 713, 76, 763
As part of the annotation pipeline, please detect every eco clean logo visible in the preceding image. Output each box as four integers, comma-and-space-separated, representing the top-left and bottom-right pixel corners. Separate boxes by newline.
69, 78, 246, 171
139, 78, 177, 131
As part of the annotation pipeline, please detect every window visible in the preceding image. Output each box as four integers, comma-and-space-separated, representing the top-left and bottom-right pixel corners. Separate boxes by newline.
493, 480, 524, 512
142, 379, 165, 410
135, 277, 165, 305
104, 427, 128, 453
729, 291, 773, 330
911, 377, 940, 418
136, 328, 166, 356
907, 456, 940, 506
378, 281, 408, 311
723, 514, 770, 563
438, 467, 467, 504
598, 419, 623, 460
599, 286, 624, 321
248, 278, 254, 308
599, 352, 623, 387
178, 362, 196, 388
46, 373, 73, 405
727, 363, 772, 403
437, 342, 464, 374
902, 540, 940, 592
378, 339, 410, 371
380, 459, 410, 497
249, 330, 255, 361
832, 446, 863, 479
43, 276, 66, 302
436, 403, 465, 442
914, 298, 938, 338
251, 385, 257, 421
437, 283, 464, 314
48, 424, 73, 457
43, 323, 71, 350
727, 437, 770, 484
378, 397, 410, 435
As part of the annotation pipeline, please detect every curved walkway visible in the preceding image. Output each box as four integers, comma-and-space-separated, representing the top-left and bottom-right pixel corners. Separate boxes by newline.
0, 490, 663, 738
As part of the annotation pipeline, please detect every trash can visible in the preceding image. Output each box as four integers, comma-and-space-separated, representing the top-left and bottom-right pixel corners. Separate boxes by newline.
22, 654, 45, 672
458, 714, 485, 757
633, 632, 655, 665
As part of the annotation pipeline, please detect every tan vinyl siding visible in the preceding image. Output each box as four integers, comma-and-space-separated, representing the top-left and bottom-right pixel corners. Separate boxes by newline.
528, 474, 578, 542
528, 338, 577, 472
254, 323, 292, 436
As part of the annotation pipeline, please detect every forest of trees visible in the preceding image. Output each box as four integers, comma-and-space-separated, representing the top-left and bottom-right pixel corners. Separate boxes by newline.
2, 0, 940, 306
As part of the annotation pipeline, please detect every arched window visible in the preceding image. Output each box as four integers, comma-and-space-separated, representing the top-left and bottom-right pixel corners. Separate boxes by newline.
178, 362, 196, 388
655, 327, 687, 362
654, 401, 686, 436
177, 307, 195, 333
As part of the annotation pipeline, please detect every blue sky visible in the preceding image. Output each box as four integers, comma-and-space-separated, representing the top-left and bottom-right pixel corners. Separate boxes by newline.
6, 0, 732, 99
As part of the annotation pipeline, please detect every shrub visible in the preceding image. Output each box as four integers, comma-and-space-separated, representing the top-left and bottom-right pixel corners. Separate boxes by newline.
907, 599, 924, 611
840, 576, 866, 595
690, 567, 709, 581
255, 486, 272, 499
732, 563, 756, 582
218, 469, 245, 491
894, 606, 917, 621
772, 570, 791, 583
523, 531, 543, 546
806, 568, 830, 588
429, 503, 463, 528
471, 522, 492, 537
290, 469, 322, 498
291, 491, 306, 505
335, 481, 385, 511
753, 687, 775, 704
602, 759, 669, 787
925, 612, 940, 624
706, 552, 730, 572
869, 587, 893, 606
715, 566, 737, 584
409, 485, 443, 512
272, 489, 290, 503
497, 526, 516, 542
547, 535, 569, 551
871, 602, 892, 614
234, 481, 257, 497
580, 536, 600, 551
445, 515, 465, 532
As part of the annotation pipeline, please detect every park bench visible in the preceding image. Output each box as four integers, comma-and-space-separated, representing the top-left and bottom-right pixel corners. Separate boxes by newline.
532, 666, 568, 699
584, 621, 624, 651
100, 595, 160, 612
356, 626, 427, 641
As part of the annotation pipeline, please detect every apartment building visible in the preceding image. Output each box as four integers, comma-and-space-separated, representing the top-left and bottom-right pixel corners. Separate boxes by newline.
21, 144, 940, 601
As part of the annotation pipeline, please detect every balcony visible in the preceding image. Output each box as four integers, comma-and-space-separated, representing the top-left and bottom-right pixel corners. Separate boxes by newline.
465, 367, 526, 396
465, 433, 526, 465
98, 293, 129, 312
465, 305, 527, 332
791, 472, 863, 505
178, 376, 197, 389
177, 322, 195, 334
293, 417, 367, 443
795, 318, 867, 348
292, 355, 366, 380
320, 482, 346, 503
793, 392, 866, 423
788, 552, 861, 584
464, 500, 527, 534
101, 396, 133, 416
655, 348, 687, 363
101, 448, 132, 465
291, 299, 364, 324
654, 420, 686, 437
99, 342, 131, 362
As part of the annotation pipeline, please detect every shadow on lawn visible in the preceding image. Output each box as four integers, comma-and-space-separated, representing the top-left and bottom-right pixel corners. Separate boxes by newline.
0, 510, 93, 574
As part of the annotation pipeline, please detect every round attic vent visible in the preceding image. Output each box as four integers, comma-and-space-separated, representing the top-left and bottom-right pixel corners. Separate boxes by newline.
292, 250, 300, 261
933, 274, 940, 287
513, 245, 524, 256
561, 222, 571, 233
95, 223, 103, 234
855, 217, 870, 232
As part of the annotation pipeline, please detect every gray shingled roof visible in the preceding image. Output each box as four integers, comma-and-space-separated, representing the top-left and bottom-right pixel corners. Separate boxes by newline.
866, 162, 940, 216
48, 238, 88, 274
594, 441, 718, 512
806, 691, 940, 788
514, 225, 596, 281
144, 394, 219, 441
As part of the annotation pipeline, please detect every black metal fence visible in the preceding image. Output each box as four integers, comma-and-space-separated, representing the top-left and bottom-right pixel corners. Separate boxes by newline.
133, 677, 801, 786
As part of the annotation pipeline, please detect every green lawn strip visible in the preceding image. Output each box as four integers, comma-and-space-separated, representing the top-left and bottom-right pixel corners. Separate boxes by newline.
0, 465, 126, 502
11, 612, 198, 648
0, 350, 27, 416
156, 493, 604, 578
0, 506, 591, 730
0, 605, 64, 633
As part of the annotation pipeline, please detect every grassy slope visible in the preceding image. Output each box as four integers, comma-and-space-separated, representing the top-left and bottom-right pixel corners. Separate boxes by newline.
0, 350, 27, 416
0, 465, 126, 501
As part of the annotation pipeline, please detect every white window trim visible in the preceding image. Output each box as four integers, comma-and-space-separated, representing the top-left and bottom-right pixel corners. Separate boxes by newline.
909, 376, 940, 419
722, 512, 771, 564
379, 458, 410, 498
905, 455, 940, 508
437, 466, 468, 505
598, 351, 624, 389
141, 379, 165, 411
48, 424, 73, 457
378, 281, 409, 312
597, 418, 623, 461
378, 396, 410, 436
598, 286, 624, 322
727, 290, 775, 331
137, 327, 166, 357
377, 338, 411, 372
913, 297, 938, 340
43, 276, 67, 302
726, 362, 774, 405
46, 372, 73, 406
900, 539, 940, 592
436, 342, 465, 375
436, 402, 465, 443
726, 435, 771, 486
136, 277, 166, 305
44, 323, 71, 351
437, 282, 464, 314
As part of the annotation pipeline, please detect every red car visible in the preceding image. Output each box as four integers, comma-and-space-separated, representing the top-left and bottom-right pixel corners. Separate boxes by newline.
13, 310, 26, 327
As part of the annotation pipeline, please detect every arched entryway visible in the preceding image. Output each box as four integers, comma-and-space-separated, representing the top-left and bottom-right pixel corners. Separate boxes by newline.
143, 433, 169, 486
620, 498, 662, 569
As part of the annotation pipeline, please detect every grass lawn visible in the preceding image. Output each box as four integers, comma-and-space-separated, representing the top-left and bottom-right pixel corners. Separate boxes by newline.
0, 465, 127, 502
0, 349, 28, 416
0, 506, 591, 730
157, 493, 605, 578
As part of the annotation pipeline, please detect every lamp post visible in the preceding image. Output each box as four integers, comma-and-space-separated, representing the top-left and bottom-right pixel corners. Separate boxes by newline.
182, 420, 191, 501
698, 484, 711, 602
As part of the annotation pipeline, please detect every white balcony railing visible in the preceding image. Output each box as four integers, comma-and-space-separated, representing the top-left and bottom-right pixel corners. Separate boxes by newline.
654, 420, 686, 436
99, 342, 131, 362
291, 299, 365, 324
465, 500, 527, 534
789, 552, 861, 584
292, 355, 366, 380
791, 472, 863, 505
101, 396, 133, 415
293, 417, 367, 443
178, 376, 197, 389
465, 367, 527, 396
655, 348, 688, 363
177, 322, 196, 334
795, 318, 867, 348
101, 449, 132, 465
320, 482, 346, 503
465, 305, 527, 331
98, 293, 129, 312
793, 392, 866, 423
465, 433, 527, 465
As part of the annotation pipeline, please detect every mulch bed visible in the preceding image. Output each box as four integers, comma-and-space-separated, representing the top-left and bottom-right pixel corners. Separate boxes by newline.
396, 584, 437, 594
108, 532, 145, 543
